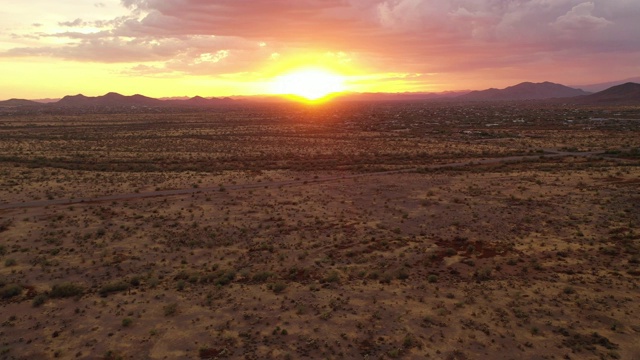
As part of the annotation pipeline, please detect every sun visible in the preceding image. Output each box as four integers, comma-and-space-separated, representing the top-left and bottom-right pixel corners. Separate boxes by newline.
269, 68, 346, 101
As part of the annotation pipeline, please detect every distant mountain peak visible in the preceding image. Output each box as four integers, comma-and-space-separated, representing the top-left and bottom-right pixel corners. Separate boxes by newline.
573, 82, 640, 105
458, 81, 590, 101
573, 77, 640, 93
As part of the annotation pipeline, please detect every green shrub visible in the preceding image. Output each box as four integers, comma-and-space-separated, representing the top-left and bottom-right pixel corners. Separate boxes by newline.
214, 270, 235, 286
251, 271, 273, 283
121, 318, 133, 327
163, 302, 178, 316
270, 281, 287, 294
396, 268, 410, 280
50, 283, 84, 298
32, 294, 48, 307
323, 271, 340, 283
0, 284, 22, 299
200, 269, 235, 286
103, 350, 123, 360
99, 282, 129, 297
403, 334, 416, 348
129, 276, 141, 287
4, 258, 16, 267
176, 280, 186, 291
474, 267, 492, 281
380, 272, 394, 284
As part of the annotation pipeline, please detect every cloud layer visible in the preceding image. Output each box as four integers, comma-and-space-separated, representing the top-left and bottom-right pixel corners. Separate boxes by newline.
2, 0, 639, 91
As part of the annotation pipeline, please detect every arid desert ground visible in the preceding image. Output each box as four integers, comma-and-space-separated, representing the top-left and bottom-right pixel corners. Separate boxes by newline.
1, 102, 639, 359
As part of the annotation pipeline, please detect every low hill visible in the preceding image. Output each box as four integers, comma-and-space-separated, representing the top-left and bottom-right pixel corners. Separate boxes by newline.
458, 81, 590, 101
574, 77, 640, 93
0, 98, 42, 107
165, 96, 235, 107
573, 82, 640, 105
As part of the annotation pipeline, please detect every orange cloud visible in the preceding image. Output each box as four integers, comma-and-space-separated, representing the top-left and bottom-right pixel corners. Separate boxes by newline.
1, 0, 639, 98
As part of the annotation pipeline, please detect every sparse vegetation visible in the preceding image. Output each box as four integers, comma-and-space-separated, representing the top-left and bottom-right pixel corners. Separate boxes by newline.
0, 284, 22, 299
32, 294, 48, 307
4, 258, 16, 267
0, 104, 638, 358
99, 282, 129, 297
49, 283, 84, 298
163, 303, 178, 316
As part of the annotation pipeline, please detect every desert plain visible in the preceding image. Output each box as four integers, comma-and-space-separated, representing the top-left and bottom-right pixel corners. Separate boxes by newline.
0, 101, 639, 359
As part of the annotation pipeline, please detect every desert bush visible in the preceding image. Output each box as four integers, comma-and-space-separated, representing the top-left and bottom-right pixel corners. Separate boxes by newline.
0, 219, 12, 232
323, 271, 340, 283
403, 334, 417, 348
214, 270, 236, 286
387, 348, 401, 358
1, 284, 22, 299
32, 294, 48, 307
396, 268, 410, 280
251, 271, 273, 283
50, 282, 84, 298
200, 269, 236, 286
129, 276, 141, 287
103, 350, 123, 360
99, 282, 129, 297
379, 272, 394, 284
269, 281, 287, 294
163, 302, 178, 316
176, 280, 186, 291
600, 247, 619, 256
4, 258, 17, 267
474, 267, 492, 281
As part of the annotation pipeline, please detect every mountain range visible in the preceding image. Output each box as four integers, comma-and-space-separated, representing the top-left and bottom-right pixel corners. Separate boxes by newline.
0, 93, 235, 109
56, 92, 234, 107
1, 81, 639, 108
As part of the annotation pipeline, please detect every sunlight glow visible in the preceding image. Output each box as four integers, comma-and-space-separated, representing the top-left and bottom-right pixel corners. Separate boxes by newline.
269, 68, 346, 101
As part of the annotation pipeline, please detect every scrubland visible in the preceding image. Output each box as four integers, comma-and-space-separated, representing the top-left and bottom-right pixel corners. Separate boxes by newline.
0, 102, 639, 359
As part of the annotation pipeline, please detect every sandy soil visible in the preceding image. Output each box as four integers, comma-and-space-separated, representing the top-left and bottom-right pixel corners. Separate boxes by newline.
1, 103, 639, 359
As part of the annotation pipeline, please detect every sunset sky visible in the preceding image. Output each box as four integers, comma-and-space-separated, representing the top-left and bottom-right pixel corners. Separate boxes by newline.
1, 0, 639, 100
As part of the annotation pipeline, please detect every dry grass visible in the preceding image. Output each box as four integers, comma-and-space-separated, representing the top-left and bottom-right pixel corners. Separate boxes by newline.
0, 102, 639, 359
